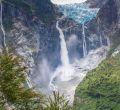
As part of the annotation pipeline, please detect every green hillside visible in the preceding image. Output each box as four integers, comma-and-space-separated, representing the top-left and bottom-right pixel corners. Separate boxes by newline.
74, 54, 120, 110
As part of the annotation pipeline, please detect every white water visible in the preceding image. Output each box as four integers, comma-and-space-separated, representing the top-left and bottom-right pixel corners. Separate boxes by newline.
0, 1, 6, 49
82, 24, 87, 57
56, 21, 70, 67
97, 18, 103, 46
49, 46, 109, 104
26, 75, 33, 88
31, 20, 109, 104
49, 21, 74, 90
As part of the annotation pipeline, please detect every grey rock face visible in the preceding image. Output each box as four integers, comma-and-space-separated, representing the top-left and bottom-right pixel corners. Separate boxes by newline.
0, 0, 119, 98
87, 0, 120, 33
115, 0, 120, 28
86, 0, 108, 8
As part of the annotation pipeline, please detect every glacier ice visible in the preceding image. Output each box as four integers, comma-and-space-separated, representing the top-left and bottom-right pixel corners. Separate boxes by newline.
58, 3, 99, 25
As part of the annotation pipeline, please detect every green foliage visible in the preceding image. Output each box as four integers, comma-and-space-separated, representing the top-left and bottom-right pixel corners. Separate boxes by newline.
0, 52, 26, 103
0, 52, 44, 110
0, 106, 5, 110
45, 91, 72, 110
74, 54, 120, 110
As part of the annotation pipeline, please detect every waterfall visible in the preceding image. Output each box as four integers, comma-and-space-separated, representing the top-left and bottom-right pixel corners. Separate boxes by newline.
56, 21, 70, 67
49, 21, 74, 90
97, 18, 103, 46
26, 74, 32, 88
99, 34, 102, 46
0, 1, 6, 49
82, 24, 87, 57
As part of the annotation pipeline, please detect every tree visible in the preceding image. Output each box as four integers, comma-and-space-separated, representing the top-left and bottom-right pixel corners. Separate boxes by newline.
0, 52, 44, 110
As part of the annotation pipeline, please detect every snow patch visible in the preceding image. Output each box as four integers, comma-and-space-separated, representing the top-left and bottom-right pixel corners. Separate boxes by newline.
51, 0, 87, 5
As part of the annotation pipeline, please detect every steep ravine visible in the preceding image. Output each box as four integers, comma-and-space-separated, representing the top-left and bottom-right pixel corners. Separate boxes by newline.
0, 0, 120, 106
47, 0, 120, 104
42, 0, 110, 104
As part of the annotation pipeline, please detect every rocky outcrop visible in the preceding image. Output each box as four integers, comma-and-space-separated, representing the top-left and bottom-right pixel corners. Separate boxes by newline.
87, 0, 108, 8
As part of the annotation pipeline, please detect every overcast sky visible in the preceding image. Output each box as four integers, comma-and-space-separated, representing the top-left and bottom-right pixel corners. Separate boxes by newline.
51, 0, 87, 4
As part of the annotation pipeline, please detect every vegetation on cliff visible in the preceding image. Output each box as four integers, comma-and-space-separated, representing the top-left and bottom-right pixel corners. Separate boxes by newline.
74, 53, 120, 110
0, 51, 45, 110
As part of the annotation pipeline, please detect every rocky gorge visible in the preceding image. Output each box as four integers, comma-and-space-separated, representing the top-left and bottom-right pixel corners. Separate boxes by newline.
0, 0, 120, 109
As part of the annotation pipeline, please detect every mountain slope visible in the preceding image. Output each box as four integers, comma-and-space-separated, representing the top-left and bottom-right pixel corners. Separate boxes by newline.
0, 0, 120, 108
74, 53, 120, 110
73, 0, 120, 109
73, 24, 120, 110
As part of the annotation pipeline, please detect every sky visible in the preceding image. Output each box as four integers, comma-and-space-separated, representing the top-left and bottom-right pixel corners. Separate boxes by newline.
51, 0, 87, 5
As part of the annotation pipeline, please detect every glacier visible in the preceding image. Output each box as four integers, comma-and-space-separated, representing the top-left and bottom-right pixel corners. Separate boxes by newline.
58, 3, 99, 25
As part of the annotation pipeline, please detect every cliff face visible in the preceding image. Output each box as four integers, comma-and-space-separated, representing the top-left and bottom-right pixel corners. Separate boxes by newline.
97, 0, 118, 32
0, 0, 59, 81
115, 0, 120, 28
2, 0, 119, 70
0, 0, 120, 104
88, 0, 119, 34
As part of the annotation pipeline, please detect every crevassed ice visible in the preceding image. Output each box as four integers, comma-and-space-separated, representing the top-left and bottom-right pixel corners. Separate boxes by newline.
58, 3, 99, 24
